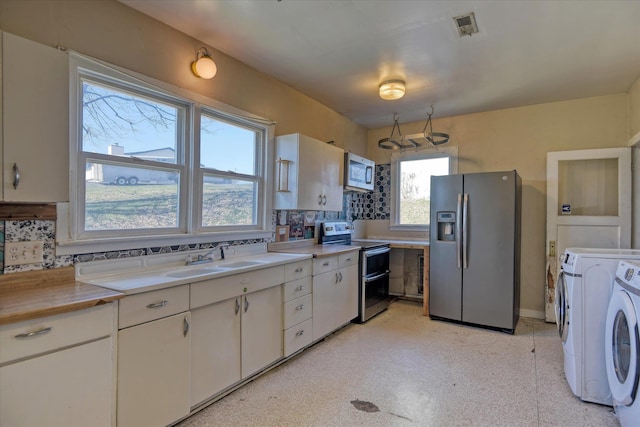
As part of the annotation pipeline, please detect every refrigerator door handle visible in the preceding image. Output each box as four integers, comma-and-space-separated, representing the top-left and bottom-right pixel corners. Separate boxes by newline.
456, 193, 463, 268
463, 193, 469, 269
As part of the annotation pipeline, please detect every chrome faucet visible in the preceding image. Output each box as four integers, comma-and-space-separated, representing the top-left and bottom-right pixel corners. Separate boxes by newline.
185, 250, 215, 266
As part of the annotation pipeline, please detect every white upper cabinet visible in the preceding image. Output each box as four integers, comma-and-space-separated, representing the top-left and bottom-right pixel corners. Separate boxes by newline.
274, 133, 344, 212
1, 32, 69, 202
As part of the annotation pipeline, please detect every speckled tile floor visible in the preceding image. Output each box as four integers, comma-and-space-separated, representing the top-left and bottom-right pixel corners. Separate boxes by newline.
177, 300, 618, 427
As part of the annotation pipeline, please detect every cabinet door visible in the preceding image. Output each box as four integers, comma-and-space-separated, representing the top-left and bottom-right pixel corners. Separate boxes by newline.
2, 32, 69, 202
337, 263, 359, 325
241, 286, 283, 378
117, 312, 191, 427
312, 269, 339, 341
190, 298, 241, 407
321, 142, 345, 211
0, 337, 112, 427
296, 134, 326, 210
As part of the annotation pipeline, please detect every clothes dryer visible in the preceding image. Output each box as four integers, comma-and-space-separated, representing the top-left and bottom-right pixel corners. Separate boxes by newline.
605, 260, 640, 426
556, 248, 640, 405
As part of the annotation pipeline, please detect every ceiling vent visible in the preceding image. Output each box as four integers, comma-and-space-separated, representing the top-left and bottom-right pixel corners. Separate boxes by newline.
453, 12, 478, 37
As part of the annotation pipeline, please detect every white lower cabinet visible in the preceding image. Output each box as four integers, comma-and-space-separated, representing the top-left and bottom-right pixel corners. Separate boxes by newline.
116, 285, 190, 427
312, 251, 359, 341
117, 312, 191, 427
190, 284, 283, 408
282, 260, 313, 356
0, 304, 115, 427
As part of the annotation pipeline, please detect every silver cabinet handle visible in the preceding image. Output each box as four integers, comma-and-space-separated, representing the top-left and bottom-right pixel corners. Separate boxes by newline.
339, 271, 343, 282
244, 296, 250, 313
322, 261, 330, 266
13, 163, 20, 189
345, 257, 352, 262
296, 304, 305, 310
318, 194, 323, 205
335, 272, 340, 283
295, 267, 303, 273
183, 316, 190, 337
147, 300, 168, 309
15, 327, 52, 339
322, 195, 327, 205
295, 330, 305, 336
235, 298, 240, 315
295, 285, 304, 292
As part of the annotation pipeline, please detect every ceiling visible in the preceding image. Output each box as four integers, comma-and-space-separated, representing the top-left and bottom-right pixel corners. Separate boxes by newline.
121, 0, 640, 129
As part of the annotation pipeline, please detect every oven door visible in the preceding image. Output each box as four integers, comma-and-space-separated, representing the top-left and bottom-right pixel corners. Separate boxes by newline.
359, 246, 391, 322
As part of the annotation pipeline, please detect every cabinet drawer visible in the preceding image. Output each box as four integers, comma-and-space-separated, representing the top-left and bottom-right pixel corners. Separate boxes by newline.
283, 318, 312, 357
283, 294, 312, 329
313, 256, 337, 275
339, 251, 359, 268
0, 304, 114, 365
191, 266, 284, 309
284, 260, 312, 282
119, 285, 189, 329
282, 277, 312, 302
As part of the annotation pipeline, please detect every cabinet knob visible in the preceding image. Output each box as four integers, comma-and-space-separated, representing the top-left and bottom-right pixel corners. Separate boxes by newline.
183, 316, 190, 337
13, 163, 20, 189
244, 296, 250, 313
318, 194, 323, 205
147, 300, 169, 308
295, 330, 305, 336
296, 304, 304, 311
295, 267, 303, 273
322, 195, 327, 205
15, 327, 52, 339
146, 300, 168, 309
235, 298, 240, 315
295, 285, 304, 292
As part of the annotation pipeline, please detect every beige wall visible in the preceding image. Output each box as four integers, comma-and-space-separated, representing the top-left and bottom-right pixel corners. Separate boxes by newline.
0, 0, 367, 154
630, 75, 640, 248
366, 94, 629, 316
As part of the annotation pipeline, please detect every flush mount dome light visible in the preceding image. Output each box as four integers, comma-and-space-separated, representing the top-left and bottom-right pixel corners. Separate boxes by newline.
379, 79, 405, 100
191, 47, 217, 79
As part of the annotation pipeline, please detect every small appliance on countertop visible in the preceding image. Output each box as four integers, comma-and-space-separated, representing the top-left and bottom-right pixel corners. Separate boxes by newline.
318, 221, 391, 322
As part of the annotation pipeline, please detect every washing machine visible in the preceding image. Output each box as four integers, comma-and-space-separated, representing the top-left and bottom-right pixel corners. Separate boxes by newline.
605, 260, 640, 426
556, 248, 640, 405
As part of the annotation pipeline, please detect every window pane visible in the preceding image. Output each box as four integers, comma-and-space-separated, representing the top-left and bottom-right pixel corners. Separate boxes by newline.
400, 157, 449, 225
202, 176, 256, 227
557, 158, 618, 216
82, 80, 179, 163
85, 162, 179, 230
200, 115, 256, 175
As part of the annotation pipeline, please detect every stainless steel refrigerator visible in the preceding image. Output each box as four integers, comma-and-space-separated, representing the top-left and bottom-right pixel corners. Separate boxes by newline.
429, 170, 521, 333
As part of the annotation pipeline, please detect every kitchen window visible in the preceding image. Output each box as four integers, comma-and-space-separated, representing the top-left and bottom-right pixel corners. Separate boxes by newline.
63, 55, 273, 251
390, 148, 457, 231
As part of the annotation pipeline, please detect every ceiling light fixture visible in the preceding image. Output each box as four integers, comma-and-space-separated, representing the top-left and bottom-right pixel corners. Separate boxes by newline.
379, 79, 406, 100
191, 47, 217, 79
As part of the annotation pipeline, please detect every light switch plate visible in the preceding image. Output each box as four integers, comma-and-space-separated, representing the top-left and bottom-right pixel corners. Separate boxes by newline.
4, 241, 44, 266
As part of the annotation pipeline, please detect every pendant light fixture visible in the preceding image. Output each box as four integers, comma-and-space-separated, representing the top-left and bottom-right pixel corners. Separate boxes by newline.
379, 79, 406, 100
191, 47, 217, 79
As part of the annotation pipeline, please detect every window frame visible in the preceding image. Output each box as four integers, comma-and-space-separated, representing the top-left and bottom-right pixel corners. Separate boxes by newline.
60, 53, 274, 255
389, 147, 458, 232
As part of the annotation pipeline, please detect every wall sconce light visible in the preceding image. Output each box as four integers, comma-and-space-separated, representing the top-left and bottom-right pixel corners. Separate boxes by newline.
379, 79, 406, 100
191, 47, 217, 79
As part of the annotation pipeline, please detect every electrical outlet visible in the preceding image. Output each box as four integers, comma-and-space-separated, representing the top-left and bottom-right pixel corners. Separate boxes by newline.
4, 241, 44, 266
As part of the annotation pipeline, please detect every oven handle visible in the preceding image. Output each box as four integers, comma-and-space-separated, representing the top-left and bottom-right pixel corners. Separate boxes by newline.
364, 270, 390, 282
364, 247, 390, 257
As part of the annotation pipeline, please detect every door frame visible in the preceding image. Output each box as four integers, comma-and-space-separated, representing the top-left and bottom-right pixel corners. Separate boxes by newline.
545, 147, 632, 322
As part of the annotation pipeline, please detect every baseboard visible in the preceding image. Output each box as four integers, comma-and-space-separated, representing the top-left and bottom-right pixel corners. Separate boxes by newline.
519, 309, 545, 320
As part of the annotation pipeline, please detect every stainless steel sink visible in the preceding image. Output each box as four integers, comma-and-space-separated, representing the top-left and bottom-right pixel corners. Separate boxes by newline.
220, 260, 267, 269
166, 267, 230, 278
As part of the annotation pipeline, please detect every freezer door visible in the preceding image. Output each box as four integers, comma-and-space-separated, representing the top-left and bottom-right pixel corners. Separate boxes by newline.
461, 171, 518, 330
429, 174, 463, 321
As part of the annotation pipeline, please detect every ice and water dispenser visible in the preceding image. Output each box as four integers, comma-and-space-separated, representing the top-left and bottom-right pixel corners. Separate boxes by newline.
436, 212, 456, 241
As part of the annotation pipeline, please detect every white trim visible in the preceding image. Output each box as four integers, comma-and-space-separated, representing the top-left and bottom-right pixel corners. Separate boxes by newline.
628, 130, 640, 146
389, 146, 458, 231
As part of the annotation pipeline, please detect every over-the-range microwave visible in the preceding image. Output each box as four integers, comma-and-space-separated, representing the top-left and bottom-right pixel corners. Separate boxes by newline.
344, 152, 375, 192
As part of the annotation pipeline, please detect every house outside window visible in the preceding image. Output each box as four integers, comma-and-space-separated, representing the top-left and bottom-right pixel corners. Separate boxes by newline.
390, 147, 458, 231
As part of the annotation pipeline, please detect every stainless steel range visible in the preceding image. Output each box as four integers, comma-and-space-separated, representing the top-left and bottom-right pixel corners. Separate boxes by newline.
318, 221, 391, 322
